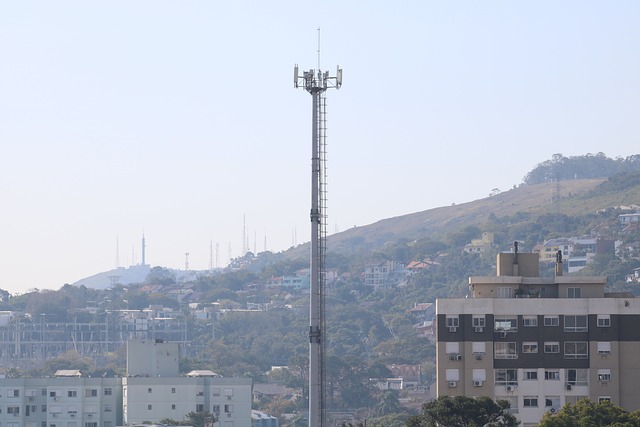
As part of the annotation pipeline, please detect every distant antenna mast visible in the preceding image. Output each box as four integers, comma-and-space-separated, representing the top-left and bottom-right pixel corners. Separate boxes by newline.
185, 252, 190, 271
216, 243, 220, 269
295, 30, 342, 427
209, 236, 214, 270
141, 233, 146, 266
242, 214, 248, 255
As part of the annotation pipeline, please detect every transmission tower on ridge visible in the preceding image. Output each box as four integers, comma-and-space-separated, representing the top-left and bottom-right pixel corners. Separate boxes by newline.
295, 48, 342, 427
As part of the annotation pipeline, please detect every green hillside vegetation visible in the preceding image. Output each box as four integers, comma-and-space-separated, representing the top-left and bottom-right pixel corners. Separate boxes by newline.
1, 153, 640, 425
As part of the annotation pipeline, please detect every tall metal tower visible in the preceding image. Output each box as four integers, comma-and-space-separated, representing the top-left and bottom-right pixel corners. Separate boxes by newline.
295, 57, 342, 427
141, 233, 146, 266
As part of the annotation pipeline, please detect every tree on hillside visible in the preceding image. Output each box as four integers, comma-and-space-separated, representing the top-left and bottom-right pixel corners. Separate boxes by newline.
406, 396, 518, 427
537, 399, 640, 426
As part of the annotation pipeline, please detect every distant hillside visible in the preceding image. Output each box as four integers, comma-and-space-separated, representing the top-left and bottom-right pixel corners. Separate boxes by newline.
283, 177, 640, 258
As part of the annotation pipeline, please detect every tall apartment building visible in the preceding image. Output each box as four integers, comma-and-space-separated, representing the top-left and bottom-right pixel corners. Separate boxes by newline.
436, 247, 640, 426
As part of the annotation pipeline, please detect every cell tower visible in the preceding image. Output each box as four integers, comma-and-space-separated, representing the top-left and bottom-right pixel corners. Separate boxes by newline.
185, 252, 189, 271
295, 41, 342, 427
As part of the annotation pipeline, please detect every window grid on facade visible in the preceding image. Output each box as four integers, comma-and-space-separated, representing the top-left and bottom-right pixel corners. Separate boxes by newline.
524, 370, 538, 380
445, 316, 459, 328
544, 342, 560, 353
544, 316, 559, 326
564, 341, 588, 359
522, 342, 538, 353
523, 396, 538, 407
494, 369, 518, 386
494, 317, 518, 332
564, 315, 588, 332
522, 316, 538, 327
597, 315, 611, 327
495, 342, 517, 359
566, 369, 588, 386
545, 370, 560, 380
472, 316, 485, 327
567, 287, 582, 298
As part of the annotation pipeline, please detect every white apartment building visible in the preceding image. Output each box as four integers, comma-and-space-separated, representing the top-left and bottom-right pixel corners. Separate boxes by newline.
0, 340, 253, 427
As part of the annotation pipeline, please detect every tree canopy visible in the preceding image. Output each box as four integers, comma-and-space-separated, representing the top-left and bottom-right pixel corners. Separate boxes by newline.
406, 396, 518, 427
537, 399, 640, 427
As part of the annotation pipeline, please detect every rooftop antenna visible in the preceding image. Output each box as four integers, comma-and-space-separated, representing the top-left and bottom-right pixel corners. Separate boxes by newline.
185, 252, 190, 271
295, 29, 342, 427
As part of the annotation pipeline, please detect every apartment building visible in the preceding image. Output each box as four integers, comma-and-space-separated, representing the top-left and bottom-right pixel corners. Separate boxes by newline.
0, 340, 253, 427
0, 376, 123, 427
436, 246, 640, 426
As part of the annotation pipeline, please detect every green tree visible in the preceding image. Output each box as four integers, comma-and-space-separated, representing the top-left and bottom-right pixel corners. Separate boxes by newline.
537, 399, 640, 426
406, 396, 518, 427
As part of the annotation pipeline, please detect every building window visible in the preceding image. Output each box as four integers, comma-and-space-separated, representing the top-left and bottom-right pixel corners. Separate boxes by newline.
104, 405, 112, 413
445, 316, 459, 328
104, 388, 112, 396
147, 405, 152, 411
597, 341, 612, 354
224, 404, 234, 413
494, 369, 518, 386
598, 369, 612, 382
445, 369, 460, 382
172, 404, 176, 410
212, 405, 220, 414
567, 287, 582, 298
564, 315, 588, 332
85, 390, 97, 397
597, 315, 611, 327
196, 404, 204, 412
522, 316, 538, 327
544, 342, 560, 353
171, 388, 176, 394
472, 341, 486, 355
147, 388, 152, 394
523, 396, 538, 408
7, 406, 19, 415
472, 316, 485, 328
497, 287, 513, 299
544, 316, 559, 327
564, 342, 588, 359
494, 317, 518, 332
545, 370, 560, 380
545, 396, 561, 408
68, 390, 77, 398
445, 342, 460, 354
524, 370, 538, 380
566, 369, 588, 386
522, 342, 538, 354
84, 423, 97, 427
598, 396, 612, 403
10, 389, 19, 397
495, 342, 517, 359
42, 405, 47, 412
212, 388, 220, 397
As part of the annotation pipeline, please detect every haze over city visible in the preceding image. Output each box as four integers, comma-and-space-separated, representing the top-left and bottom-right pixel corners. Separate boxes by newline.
1, 1, 638, 294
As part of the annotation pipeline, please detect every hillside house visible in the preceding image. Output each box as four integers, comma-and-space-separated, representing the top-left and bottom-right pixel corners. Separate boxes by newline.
364, 260, 405, 287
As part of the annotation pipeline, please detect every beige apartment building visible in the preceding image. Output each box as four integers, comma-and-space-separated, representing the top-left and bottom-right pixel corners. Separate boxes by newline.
436, 248, 640, 426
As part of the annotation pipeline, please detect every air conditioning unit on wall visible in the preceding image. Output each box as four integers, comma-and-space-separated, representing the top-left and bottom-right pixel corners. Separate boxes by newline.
473, 381, 483, 387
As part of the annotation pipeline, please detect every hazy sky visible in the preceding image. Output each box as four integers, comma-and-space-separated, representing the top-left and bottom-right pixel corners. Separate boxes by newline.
1, 1, 638, 294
